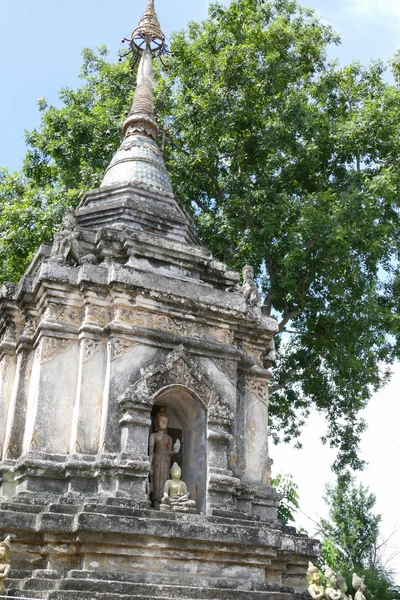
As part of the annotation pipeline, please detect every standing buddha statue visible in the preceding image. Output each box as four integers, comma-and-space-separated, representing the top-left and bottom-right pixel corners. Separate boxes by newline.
148, 407, 180, 509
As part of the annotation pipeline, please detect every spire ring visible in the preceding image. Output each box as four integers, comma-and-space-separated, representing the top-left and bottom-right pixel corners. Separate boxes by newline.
129, 0, 167, 58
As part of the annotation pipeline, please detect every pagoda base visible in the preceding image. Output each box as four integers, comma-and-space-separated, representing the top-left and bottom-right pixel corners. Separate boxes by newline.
0, 494, 318, 600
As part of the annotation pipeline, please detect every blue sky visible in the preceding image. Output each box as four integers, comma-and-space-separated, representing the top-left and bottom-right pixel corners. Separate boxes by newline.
1, 0, 400, 171
1, 0, 400, 578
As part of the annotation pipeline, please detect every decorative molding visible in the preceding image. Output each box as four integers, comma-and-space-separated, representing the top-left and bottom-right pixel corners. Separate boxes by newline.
81, 339, 103, 363
0, 323, 16, 344
40, 337, 75, 364
110, 338, 139, 361
236, 371, 246, 395
148, 357, 214, 406
212, 358, 236, 385
242, 342, 263, 365
245, 377, 269, 407
123, 136, 162, 156
208, 401, 234, 427
119, 345, 234, 426
115, 307, 233, 345
44, 304, 83, 327
22, 315, 36, 336
85, 305, 111, 326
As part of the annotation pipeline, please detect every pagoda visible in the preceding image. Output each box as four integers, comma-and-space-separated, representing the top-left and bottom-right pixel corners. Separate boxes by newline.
0, 2, 318, 599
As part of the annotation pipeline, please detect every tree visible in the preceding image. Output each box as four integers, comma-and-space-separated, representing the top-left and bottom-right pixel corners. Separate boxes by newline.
2, 0, 400, 471
271, 473, 300, 525
318, 477, 400, 600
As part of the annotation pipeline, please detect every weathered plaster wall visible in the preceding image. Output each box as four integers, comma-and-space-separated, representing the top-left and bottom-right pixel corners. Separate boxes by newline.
0, 355, 17, 458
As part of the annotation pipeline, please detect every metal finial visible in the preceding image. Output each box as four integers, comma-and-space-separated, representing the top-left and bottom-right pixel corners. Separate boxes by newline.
130, 0, 167, 57
119, 0, 169, 68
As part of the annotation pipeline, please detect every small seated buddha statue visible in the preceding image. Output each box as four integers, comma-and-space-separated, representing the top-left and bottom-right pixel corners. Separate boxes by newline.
160, 463, 197, 513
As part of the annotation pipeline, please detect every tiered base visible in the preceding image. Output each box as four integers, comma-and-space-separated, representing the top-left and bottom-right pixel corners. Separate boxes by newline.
1, 495, 318, 600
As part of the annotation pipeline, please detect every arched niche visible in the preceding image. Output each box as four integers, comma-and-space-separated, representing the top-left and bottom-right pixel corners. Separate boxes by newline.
153, 384, 207, 514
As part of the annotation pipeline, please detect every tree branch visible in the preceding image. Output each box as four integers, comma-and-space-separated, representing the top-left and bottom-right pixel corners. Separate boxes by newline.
282, 329, 307, 335
269, 366, 300, 394
269, 356, 319, 394
279, 309, 301, 332
263, 256, 278, 313
278, 278, 309, 332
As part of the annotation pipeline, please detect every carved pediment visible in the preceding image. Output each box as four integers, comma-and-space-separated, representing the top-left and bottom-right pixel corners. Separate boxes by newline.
118, 345, 234, 425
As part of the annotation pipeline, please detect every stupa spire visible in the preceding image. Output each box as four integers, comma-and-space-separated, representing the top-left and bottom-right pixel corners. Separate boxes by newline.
100, 0, 172, 193
122, 42, 159, 142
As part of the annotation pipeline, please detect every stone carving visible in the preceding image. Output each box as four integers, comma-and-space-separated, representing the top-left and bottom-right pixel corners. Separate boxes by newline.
139, 346, 213, 406
81, 339, 103, 363
241, 265, 261, 307
325, 568, 342, 600
245, 377, 269, 407
40, 337, 74, 363
263, 338, 276, 367
44, 304, 83, 327
22, 315, 36, 336
149, 407, 180, 509
49, 209, 97, 266
0, 323, 16, 344
116, 307, 232, 345
352, 574, 366, 600
49, 210, 82, 265
265, 457, 274, 486
160, 462, 197, 513
120, 346, 234, 427
242, 341, 263, 364
208, 400, 234, 427
85, 305, 111, 326
212, 358, 236, 385
0, 535, 12, 594
151, 357, 213, 405
337, 575, 352, 600
110, 338, 139, 361
307, 562, 324, 600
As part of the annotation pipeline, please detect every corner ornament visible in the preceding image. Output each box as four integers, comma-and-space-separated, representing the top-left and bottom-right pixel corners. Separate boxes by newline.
49, 209, 97, 266
241, 265, 261, 307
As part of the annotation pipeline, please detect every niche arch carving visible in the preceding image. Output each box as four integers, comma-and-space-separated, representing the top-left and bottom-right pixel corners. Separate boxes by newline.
118, 345, 234, 513
119, 344, 233, 421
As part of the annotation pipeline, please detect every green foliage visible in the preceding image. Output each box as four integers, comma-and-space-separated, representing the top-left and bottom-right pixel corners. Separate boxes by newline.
318, 478, 400, 600
320, 537, 340, 571
162, 0, 400, 472
0, 169, 73, 282
271, 473, 299, 524
362, 567, 400, 600
320, 478, 381, 570
2, 0, 400, 470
